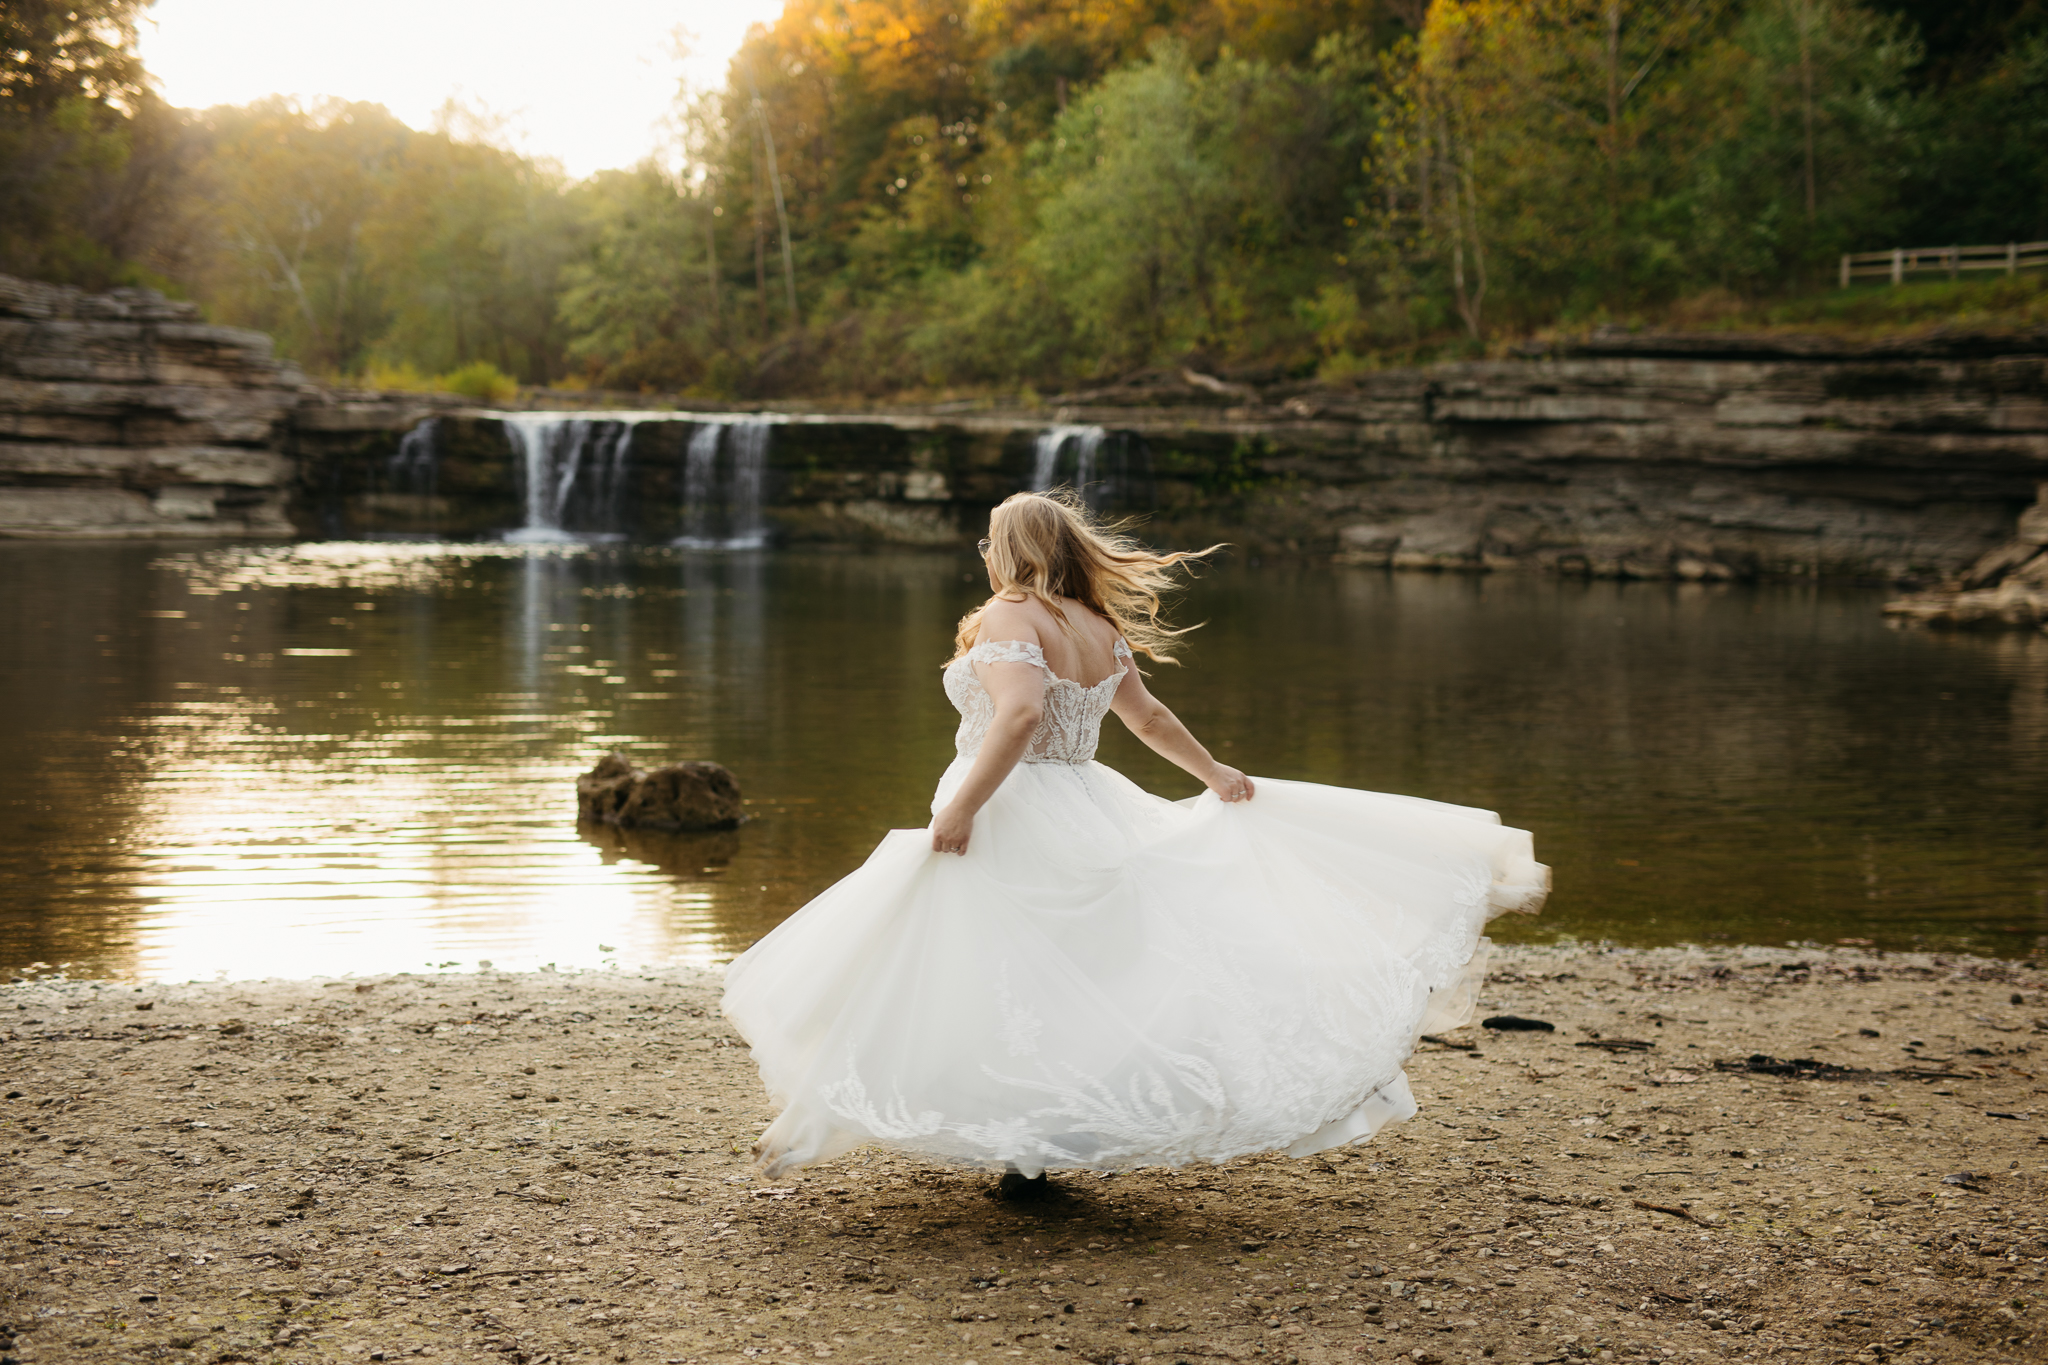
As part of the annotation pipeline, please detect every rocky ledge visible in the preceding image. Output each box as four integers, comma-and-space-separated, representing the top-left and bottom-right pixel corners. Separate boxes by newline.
0, 273, 305, 538
1035, 332, 2048, 585
1884, 482, 2048, 630
7, 266, 2048, 590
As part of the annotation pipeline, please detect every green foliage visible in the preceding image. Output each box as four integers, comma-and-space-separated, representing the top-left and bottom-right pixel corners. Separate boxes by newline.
557, 166, 722, 391
353, 359, 434, 392
1678, 0, 1925, 290
184, 99, 578, 381
367, 129, 581, 381
1901, 31, 2048, 247
436, 360, 519, 403
1301, 281, 1365, 361
1669, 271, 2048, 333
910, 41, 1371, 384
0, 0, 150, 112
0, 1, 193, 289
188, 100, 408, 373
1027, 46, 1237, 366
4, 0, 2047, 397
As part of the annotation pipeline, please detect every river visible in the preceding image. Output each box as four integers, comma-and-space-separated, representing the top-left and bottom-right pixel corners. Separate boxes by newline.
2, 540, 2042, 980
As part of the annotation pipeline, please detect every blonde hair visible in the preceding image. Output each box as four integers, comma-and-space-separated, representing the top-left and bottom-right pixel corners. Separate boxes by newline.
951, 490, 1223, 665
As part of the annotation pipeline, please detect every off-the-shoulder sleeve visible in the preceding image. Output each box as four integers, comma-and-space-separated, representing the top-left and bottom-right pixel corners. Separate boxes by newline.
966, 639, 1051, 671
1113, 637, 1133, 662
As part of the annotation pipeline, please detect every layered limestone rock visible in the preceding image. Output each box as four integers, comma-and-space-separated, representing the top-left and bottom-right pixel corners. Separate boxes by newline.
7, 267, 2044, 584
1882, 482, 2048, 630
1057, 334, 2048, 583
0, 273, 304, 538
299, 338, 2048, 582
286, 390, 484, 537
290, 408, 1014, 543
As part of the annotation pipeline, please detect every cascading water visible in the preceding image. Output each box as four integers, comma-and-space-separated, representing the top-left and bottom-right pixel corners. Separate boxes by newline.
675, 419, 774, 549
1029, 424, 1149, 509
501, 413, 649, 542
727, 422, 770, 548
1030, 425, 1104, 494
389, 417, 439, 496
681, 425, 721, 544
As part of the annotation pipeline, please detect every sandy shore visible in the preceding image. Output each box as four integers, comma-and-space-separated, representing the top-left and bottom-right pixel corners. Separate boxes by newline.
2, 943, 2043, 1365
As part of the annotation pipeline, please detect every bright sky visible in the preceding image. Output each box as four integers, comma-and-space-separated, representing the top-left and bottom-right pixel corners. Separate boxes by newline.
138, 0, 788, 178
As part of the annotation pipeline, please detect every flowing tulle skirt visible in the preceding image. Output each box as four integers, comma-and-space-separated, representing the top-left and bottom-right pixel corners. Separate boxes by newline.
722, 759, 1547, 1177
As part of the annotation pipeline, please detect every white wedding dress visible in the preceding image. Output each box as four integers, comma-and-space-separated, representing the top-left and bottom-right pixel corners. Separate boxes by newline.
722, 638, 1548, 1178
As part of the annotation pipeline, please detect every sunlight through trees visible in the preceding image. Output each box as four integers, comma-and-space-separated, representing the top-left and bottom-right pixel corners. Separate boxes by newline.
5, 0, 2045, 395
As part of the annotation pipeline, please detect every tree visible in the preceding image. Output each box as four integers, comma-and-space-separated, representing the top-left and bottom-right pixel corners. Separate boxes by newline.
914, 40, 1364, 381
1417, 0, 1731, 309
184, 99, 579, 381
367, 126, 578, 380
1898, 30, 2048, 246
557, 166, 724, 390
187, 100, 407, 374
1679, 0, 1921, 284
0, 0, 151, 112
0, 0, 189, 287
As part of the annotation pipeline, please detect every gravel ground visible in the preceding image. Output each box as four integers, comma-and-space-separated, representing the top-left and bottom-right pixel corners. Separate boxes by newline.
2, 943, 2044, 1365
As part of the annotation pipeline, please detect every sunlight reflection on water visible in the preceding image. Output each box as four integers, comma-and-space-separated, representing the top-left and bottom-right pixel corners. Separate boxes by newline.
1, 539, 2043, 981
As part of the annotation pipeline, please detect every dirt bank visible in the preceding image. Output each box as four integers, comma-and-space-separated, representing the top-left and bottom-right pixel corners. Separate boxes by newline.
3, 944, 2044, 1365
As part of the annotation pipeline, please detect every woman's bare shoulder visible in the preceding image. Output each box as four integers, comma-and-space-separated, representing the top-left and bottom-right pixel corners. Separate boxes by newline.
975, 595, 1047, 642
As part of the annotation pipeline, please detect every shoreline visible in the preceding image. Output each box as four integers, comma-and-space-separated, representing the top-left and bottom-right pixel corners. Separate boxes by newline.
3, 942, 2044, 1364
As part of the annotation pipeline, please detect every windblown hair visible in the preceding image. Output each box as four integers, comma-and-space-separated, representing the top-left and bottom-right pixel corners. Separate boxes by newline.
951, 491, 1223, 665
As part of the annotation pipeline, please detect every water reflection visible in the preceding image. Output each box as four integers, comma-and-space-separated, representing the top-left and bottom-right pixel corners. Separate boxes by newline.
0, 541, 2041, 982
578, 823, 743, 879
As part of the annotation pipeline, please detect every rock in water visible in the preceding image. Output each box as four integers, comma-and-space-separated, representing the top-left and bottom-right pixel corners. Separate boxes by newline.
576, 752, 745, 831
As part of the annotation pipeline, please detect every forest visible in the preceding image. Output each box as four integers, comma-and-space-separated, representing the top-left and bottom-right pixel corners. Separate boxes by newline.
4, 0, 2047, 398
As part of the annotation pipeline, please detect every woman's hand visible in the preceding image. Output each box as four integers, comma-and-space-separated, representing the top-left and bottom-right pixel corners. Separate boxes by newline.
931, 802, 975, 855
1206, 764, 1255, 803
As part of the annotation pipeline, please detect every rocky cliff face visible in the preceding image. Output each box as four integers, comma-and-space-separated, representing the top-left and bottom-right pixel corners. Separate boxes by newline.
0, 273, 304, 538
1057, 334, 2048, 583
277, 338, 2048, 583
7, 270, 2045, 585
285, 389, 478, 537
288, 408, 1028, 544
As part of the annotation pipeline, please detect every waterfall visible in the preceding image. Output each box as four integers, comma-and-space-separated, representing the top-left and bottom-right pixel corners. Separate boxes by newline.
1030, 424, 1148, 509
501, 414, 647, 542
390, 416, 438, 496
1030, 425, 1104, 494
675, 419, 774, 549
727, 422, 770, 548
681, 425, 721, 544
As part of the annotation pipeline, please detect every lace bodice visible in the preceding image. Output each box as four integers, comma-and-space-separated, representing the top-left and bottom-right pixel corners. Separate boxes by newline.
943, 638, 1131, 765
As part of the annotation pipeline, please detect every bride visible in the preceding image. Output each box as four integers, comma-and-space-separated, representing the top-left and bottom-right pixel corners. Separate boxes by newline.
722, 491, 1548, 1190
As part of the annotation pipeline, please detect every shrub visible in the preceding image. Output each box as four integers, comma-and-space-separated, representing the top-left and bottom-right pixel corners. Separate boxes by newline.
355, 359, 433, 392
437, 360, 518, 404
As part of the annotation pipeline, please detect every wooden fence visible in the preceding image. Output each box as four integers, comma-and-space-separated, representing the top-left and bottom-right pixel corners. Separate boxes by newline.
1840, 241, 2048, 287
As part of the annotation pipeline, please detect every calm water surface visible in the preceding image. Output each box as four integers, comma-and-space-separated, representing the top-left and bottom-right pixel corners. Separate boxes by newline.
2, 540, 2043, 980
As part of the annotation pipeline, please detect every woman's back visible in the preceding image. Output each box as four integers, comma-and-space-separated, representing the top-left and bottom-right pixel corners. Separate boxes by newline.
946, 594, 1132, 767
976, 593, 1123, 686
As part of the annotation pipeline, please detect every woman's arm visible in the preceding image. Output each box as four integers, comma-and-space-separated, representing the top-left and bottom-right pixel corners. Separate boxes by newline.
931, 603, 1047, 854
1108, 667, 1255, 802
930, 661, 1043, 854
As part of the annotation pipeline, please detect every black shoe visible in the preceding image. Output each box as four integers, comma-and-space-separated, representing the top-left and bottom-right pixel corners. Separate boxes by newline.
994, 1171, 1052, 1202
